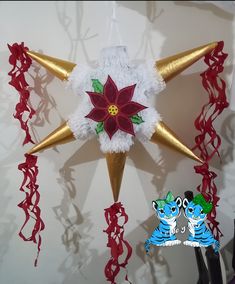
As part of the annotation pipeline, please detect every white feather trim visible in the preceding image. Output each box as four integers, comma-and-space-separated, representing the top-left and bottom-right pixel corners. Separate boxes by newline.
67, 46, 166, 153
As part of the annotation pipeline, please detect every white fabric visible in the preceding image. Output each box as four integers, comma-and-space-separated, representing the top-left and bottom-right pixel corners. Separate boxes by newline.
67, 45, 166, 153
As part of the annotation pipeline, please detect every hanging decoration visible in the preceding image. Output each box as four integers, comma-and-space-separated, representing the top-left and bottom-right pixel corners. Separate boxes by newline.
104, 202, 132, 283
183, 193, 220, 252
8, 42, 35, 145
145, 191, 182, 252
145, 192, 220, 253
8, 42, 45, 267
193, 41, 229, 241
8, 40, 228, 283
144, 41, 228, 259
18, 154, 45, 267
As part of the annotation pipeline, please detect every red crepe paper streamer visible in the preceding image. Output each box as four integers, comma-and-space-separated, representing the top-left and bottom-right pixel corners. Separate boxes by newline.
193, 41, 229, 240
194, 163, 222, 240
18, 154, 45, 266
104, 202, 132, 284
8, 42, 35, 145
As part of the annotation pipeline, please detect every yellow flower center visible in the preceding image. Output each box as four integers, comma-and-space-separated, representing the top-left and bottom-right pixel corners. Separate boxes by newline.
108, 105, 119, 116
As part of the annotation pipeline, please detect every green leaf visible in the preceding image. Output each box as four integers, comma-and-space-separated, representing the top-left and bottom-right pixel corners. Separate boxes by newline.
131, 114, 144, 125
92, 79, 104, 93
95, 122, 104, 135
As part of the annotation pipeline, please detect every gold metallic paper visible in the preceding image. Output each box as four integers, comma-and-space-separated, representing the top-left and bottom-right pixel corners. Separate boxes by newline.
25, 42, 214, 201
27, 42, 218, 83
151, 121, 203, 163
27, 122, 75, 154
156, 42, 218, 82
105, 152, 127, 202
26, 51, 76, 81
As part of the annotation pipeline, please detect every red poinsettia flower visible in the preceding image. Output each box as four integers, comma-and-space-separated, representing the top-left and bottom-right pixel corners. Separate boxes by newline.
85, 75, 147, 139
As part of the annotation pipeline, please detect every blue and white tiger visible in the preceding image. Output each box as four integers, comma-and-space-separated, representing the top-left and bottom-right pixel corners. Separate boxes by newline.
145, 191, 182, 253
183, 194, 220, 253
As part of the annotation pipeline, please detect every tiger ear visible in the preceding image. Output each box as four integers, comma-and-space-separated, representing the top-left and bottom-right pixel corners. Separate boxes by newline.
183, 198, 189, 209
175, 196, 182, 208
152, 201, 158, 211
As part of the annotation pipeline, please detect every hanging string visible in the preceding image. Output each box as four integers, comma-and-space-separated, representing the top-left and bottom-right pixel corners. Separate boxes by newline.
106, 1, 123, 47
193, 41, 229, 240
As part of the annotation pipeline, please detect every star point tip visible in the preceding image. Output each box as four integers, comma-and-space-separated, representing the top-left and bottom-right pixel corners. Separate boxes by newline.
156, 41, 219, 82
151, 121, 203, 164
26, 50, 76, 81
25, 122, 75, 155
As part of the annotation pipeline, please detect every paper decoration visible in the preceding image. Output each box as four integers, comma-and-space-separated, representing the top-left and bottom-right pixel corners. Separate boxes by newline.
85, 75, 147, 138
8, 41, 228, 283
183, 194, 220, 252
193, 41, 228, 240
104, 202, 132, 283
145, 191, 182, 252
25, 43, 222, 201
8, 43, 35, 145
145, 192, 220, 253
18, 154, 44, 266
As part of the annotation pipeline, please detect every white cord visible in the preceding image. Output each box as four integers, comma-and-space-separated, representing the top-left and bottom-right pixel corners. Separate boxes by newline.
106, 1, 123, 47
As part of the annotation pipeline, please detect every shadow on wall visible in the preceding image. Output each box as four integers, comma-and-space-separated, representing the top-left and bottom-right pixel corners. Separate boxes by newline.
0, 52, 22, 268
52, 138, 101, 284
55, 1, 98, 64
0, 166, 17, 267
16, 1, 233, 283
136, 214, 171, 284
28, 59, 58, 144
221, 112, 235, 165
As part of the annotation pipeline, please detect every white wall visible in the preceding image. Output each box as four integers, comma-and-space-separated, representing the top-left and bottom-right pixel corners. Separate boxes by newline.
0, 1, 234, 283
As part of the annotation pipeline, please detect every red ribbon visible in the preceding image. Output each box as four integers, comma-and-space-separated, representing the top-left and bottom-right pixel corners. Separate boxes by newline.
8, 42, 35, 145
104, 202, 132, 284
193, 41, 228, 160
193, 41, 229, 240
18, 154, 45, 266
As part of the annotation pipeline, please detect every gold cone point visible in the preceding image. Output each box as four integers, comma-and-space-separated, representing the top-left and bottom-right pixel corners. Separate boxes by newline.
27, 122, 75, 155
105, 152, 127, 202
151, 121, 203, 164
26, 50, 76, 81
155, 42, 218, 82
27, 41, 217, 83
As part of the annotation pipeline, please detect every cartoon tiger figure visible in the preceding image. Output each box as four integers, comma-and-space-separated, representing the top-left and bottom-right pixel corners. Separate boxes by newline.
145, 191, 182, 253
183, 194, 220, 252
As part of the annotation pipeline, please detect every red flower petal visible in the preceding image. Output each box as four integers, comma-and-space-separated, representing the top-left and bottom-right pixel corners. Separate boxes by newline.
86, 92, 108, 108
116, 84, 136, 106
117, 115, 135, 136
85, 108, 108, 122
104, 75, 118, 104
120, 102, 147, 116
104, 116, 118, 139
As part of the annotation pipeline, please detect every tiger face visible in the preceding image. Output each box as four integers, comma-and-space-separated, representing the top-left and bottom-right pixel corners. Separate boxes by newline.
152, 192, 182, 222
183, 199, 207, 222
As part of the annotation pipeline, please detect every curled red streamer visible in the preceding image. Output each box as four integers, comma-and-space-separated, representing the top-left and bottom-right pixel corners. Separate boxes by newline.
18, 154, 45, 266
193, 41, 228, 161
8, 42, 35, 145
104, 202, 132, 284
194, 163, 222, 240
193, 41, 229, 241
